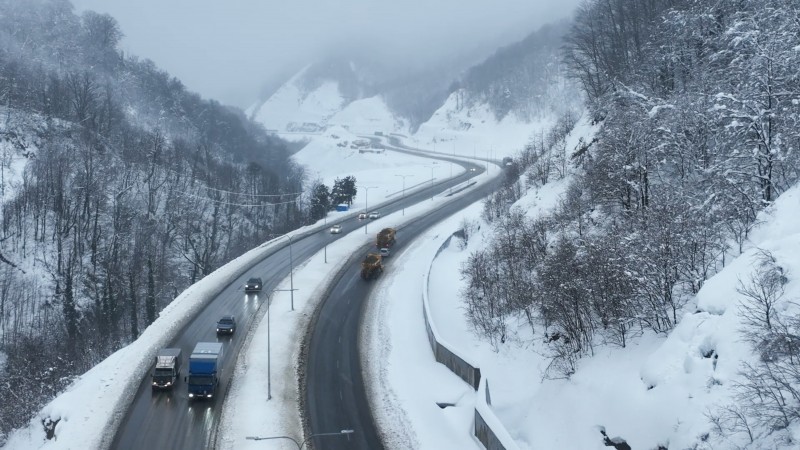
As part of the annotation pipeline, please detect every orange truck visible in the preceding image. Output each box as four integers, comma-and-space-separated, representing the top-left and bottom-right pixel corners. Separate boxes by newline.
361, 253, 383, 280
376, 227, 396, 249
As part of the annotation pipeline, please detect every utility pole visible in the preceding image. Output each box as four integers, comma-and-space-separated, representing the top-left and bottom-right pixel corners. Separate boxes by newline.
395, 174, 412, 216
429, 165, 435, 201
266, 287, 297, 400
358, 185, 377, 234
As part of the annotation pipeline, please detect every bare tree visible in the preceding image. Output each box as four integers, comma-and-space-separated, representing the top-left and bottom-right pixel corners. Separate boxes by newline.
737, 249, 788, 344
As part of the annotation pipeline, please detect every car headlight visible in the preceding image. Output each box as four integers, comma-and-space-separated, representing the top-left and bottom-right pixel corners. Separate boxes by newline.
189, 393, 194, 398
165, 382, 172, 386
216, 328, 220, 332
207, 394, 213, 398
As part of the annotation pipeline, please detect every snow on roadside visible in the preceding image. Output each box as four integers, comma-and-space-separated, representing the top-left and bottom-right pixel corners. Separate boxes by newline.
363, 202, 487, 450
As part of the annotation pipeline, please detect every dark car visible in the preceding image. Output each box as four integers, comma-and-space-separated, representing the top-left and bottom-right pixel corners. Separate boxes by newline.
216, 315, 236, 335
244, 277, 262, 292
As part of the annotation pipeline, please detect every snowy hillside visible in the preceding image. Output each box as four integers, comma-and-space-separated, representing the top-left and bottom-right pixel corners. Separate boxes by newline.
249, 67, 560, 166
410, 89, 554, 159
381, 112, 800, 449
0, 108, 49, 203
329, 96, 408, 135
248, 67, 408, 139
248, 68, 345, 135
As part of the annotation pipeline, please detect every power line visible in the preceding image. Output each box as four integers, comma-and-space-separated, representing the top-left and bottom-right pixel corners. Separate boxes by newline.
192, 180, 303, 198
160, 166, 304, 198
176, 190, 300, 208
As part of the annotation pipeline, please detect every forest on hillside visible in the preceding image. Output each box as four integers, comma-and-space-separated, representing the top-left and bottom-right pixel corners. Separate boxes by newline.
0, 0, 310, 436
455, 20, 577, 122
462, 0, 800, 445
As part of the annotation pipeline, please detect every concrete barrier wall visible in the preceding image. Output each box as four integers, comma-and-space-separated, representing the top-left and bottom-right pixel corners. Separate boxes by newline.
475, 378, 520, 450
422, 232, 518, 450
421, 289, 481, 390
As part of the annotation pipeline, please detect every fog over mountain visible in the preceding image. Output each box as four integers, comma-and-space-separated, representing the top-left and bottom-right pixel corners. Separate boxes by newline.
70, 0, 582, 107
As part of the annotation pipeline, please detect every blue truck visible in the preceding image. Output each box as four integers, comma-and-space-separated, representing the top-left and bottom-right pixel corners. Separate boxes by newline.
187, 342, 223, 400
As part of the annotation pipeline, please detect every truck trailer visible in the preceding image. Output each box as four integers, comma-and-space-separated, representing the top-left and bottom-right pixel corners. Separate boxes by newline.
187, 342, 223, 400
151, 348, 182, 390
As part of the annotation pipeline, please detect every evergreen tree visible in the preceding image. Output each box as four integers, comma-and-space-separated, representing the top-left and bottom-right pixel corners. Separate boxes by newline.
309, 182, 331, 222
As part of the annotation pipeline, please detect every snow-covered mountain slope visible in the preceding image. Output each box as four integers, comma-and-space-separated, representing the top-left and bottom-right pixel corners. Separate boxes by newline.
247, 67, 408, 140
410, 89, 554, 159
248, 68, 345, 135
329, 96, 407, 135
248, 66, 562, 162
0, 108, 47, 203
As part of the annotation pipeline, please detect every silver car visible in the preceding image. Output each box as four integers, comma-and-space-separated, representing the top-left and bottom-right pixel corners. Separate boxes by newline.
330, 224, 342, 234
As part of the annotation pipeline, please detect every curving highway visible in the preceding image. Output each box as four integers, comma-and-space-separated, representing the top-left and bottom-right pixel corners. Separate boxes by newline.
111, 139, 493, 449
303, 141, 500, 449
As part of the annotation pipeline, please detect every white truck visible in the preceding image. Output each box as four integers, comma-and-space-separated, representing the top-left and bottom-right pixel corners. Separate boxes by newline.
151, 348, 182, 390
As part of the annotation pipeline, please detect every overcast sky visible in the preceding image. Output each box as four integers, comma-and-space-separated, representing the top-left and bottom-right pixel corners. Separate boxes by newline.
70, 0, 581, 108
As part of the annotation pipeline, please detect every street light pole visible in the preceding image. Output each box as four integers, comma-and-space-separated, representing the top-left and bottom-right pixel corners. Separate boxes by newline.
246, 435, 300, 448
268, 232, 298, 311
266, 287, 297, 401
301, 429, 355, 449
246, 429, 355, 449
358, 185, 377, 234
267, 291, 272, 400
429, 165, 435, 201
450, 143, 455, 195
288, 235, 294, 310
394, 174, 411, 216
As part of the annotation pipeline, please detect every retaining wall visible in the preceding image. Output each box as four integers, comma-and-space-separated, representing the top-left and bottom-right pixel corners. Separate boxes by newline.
422, 232, 520, 450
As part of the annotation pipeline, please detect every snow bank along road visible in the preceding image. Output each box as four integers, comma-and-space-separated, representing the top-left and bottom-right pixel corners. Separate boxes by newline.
111, 150, 490, 449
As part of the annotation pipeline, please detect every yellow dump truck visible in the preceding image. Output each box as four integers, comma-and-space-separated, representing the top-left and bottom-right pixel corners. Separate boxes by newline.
361, 253, 383, 280
376, 227, 396, 249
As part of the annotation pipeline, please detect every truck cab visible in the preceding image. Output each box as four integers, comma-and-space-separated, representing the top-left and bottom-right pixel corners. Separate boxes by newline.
151, 348, 182, 390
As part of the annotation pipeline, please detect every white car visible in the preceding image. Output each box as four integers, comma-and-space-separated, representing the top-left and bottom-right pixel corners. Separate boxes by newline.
358, 213, 367, 220
330, 224, 342, 234
379, 247, 390, 257
368, 212, 380, 219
